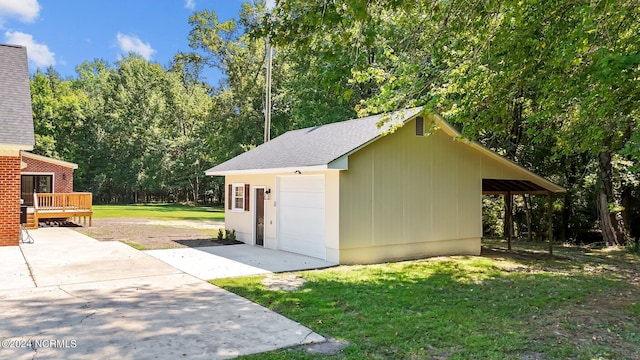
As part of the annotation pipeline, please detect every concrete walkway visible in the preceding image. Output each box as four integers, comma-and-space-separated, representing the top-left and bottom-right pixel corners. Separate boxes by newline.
145, 245, 336, 280
0, 228, 324, 359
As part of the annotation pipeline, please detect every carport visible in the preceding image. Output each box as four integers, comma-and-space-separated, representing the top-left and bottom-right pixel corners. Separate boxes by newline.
482, 179, 565, 254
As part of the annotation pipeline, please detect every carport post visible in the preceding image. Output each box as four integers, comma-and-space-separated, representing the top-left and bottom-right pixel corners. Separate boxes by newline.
547, 192, 553, 256
506, 191, 513, 250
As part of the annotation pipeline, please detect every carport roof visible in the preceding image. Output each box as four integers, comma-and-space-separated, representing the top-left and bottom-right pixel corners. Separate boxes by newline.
482, 179, 553, 195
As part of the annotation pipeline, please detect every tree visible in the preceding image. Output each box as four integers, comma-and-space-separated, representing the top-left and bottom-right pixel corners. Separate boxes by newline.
266, 0, 640, 244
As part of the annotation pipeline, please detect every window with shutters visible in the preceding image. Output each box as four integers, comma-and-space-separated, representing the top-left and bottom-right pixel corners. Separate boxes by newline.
232, 184, 245, 211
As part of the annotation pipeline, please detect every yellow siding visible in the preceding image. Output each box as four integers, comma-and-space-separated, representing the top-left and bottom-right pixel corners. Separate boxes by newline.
480, 151, 545, 186
339, 149, 374, 248
339, 119, 482, 264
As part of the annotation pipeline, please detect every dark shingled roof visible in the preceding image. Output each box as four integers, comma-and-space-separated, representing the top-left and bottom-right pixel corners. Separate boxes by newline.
206, 107, 423, 174
0, 44, 35, 147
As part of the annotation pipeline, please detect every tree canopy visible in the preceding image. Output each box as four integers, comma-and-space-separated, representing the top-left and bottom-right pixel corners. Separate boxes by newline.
29, 0, 640, 245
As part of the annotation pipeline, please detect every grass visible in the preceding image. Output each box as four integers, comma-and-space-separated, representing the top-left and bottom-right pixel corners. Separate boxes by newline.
92, 203, 224, 221
211, 240, 640, 359
120, 240, 149, 251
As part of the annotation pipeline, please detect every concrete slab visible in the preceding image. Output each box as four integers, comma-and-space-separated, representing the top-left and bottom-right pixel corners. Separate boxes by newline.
0, 246, 35, 290
19, 228, 181, 287
145, 244, 337, 280
0, 228, 325, 359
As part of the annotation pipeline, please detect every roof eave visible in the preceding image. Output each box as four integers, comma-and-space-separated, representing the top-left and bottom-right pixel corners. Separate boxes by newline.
205, 164, 340, 176
21, 151, 79, 169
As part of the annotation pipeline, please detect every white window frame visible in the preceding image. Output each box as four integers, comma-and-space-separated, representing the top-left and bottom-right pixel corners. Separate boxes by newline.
231, 183, 245, 212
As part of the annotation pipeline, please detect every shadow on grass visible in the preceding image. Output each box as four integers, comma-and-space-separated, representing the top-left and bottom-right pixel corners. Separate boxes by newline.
216, 257, 639, 360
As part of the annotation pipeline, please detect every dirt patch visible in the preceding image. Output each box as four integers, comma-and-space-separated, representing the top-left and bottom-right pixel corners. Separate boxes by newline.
300, 337, 349, 356
525, 288, 640, 358
261, 274, 307, 291
73, 218, 240, 250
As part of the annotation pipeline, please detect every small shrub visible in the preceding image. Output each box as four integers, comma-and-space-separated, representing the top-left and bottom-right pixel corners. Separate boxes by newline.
628, 239, 640, 255
217, 228, 225, 241
227, 229, 237, 241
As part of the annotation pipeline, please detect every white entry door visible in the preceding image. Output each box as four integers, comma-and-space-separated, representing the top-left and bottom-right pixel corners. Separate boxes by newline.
276, 175, 326, 259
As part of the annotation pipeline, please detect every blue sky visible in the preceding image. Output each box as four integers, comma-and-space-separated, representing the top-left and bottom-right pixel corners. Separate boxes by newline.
0, 0, 270, 85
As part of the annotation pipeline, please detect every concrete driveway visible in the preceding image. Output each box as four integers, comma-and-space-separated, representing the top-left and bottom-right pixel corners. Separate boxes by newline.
0, 228, 324, 359
145, 245, 336, 280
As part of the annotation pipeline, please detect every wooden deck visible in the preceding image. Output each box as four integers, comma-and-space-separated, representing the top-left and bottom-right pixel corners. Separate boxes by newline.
32, 193, 93, 229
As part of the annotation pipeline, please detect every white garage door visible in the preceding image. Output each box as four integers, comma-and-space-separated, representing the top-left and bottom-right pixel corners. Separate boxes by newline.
277, 175, 326, 259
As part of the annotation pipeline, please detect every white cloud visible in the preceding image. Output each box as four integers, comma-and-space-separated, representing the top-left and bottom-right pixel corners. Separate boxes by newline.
116, 33, 156, 61
184, 0, 195, 10
4, 31, 55, 67
0, 0, 40, 23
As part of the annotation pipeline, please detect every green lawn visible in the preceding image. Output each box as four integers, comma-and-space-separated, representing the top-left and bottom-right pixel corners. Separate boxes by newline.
212, 241, 640, 359
92, 204, 224, 221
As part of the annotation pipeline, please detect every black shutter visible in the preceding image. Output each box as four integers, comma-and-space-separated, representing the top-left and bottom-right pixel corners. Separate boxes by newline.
244, 184, 250, 211
227, 184, 232, 210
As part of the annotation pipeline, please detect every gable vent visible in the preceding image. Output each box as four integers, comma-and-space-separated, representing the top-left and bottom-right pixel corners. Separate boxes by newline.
415, 116, 424, 136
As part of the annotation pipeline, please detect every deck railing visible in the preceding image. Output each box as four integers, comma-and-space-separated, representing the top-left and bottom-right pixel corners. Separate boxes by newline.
33, 192, 93, 227
35, 192, 93, 211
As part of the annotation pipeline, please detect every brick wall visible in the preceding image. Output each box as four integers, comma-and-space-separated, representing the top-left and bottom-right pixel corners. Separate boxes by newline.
22, 156, 74, 193
0, 156, 21, 246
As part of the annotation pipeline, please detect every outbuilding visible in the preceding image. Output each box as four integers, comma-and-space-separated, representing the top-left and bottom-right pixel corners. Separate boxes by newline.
205, 108, 564, 264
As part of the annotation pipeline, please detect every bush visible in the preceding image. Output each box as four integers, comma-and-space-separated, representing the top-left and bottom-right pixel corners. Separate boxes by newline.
628, 239, 640, 255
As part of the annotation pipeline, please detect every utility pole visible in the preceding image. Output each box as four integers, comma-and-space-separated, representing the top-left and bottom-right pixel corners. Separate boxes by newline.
264, 38, 273, 143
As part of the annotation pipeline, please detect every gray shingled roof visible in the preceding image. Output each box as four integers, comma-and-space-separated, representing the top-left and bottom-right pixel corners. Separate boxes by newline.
206, 107, 423, 174
0, 44, 35, 147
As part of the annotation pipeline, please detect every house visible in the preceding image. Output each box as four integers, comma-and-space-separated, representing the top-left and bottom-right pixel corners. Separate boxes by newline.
20, 152, 78, 206
0, 44, 35, 246
19, 151, 92, 229
205, 108, 564, 264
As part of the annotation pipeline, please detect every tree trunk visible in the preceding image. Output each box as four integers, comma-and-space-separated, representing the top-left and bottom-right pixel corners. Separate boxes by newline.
621, 184, 633, 236
505, 192, 513, 250
561, 155, 577, 242
596, 150, 629, 245
523, 194, 532, 242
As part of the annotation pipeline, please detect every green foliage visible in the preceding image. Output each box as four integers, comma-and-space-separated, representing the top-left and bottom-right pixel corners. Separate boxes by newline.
217, 228, 225, 241
264, 0, 640, 244
30, 54, 219, 204
628, 240, 640, 255
482, 195, 504, 238
28, 1, 640, 243
226, 229, 237, 241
